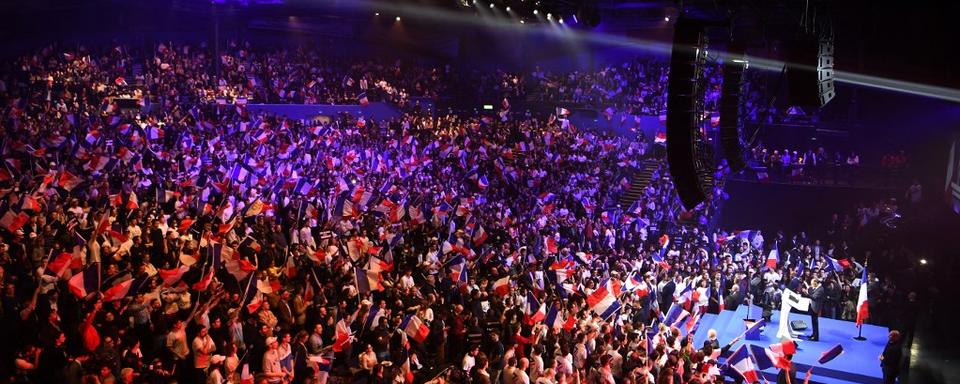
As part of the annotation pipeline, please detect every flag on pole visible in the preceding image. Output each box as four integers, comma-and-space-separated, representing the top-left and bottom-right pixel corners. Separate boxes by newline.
587, 278, 622, 319
524, 292, 547, 324
400, 315, 430, 343
856, 266, 869, 326
493, 276, 511, 296
727, 345, 760, 383
68, 263, 100, 297
766, 243, 780, 269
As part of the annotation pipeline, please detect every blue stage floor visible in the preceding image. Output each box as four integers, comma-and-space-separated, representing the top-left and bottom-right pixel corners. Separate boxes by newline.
691, 305, 889, 384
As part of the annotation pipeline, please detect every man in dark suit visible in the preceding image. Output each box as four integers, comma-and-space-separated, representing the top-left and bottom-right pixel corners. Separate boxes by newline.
808, 279, 824, 341
660, 272, 677, 311
881, 330, 903, 384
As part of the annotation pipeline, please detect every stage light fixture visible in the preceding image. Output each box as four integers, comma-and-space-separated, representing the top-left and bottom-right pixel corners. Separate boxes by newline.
506, 6, 511, 11
533, 9, 538, 15
375, 12, 380, 16
520, 20, 525, 24
665, 16, 670, 21
559, 18, 564, 24
920, 258, 928, 265
489, 3, 494, 8
396, 16, 401, 21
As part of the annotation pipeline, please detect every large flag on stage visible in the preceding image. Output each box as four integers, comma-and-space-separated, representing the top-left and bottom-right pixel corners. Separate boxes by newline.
856, 266, 869, 326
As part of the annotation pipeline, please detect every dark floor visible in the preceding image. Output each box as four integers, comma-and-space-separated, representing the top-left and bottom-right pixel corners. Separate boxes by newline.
904, 310, 960, 384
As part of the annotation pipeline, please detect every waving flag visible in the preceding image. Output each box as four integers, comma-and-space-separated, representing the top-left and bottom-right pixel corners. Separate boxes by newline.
0, 211, 30, 233
544, 236, 558, 254
355, 268, 384, 294
544, 304, 565, 329
493, 276, 511, 296
158, 266, 190, 288
45, 251, 75, 278
332, 318, 354, 352
525, 292, 547, 324
102, 276, 148, 302
472, 224, 488, 245
662, 302, 689, 327
766, 243, 780, 269
624, 272, 650, 297
68, 263, 100, 298
587, 278, 622, 319
856, 266, 869, 326
400, 315, 430, 343
728, 345, 760, 383
652, 234, 671, 269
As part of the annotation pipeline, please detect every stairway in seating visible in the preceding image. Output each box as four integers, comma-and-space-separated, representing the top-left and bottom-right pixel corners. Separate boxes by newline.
618, 160, 661, 208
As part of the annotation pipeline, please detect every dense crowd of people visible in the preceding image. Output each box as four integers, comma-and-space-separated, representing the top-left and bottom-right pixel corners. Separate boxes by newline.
0, 42, 913, 384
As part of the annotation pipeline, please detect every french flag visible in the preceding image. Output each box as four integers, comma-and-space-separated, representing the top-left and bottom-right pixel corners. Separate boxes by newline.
544, 236, 559, 254
472, 225, 488, 245
355, 268, 384, 294
766, 243, 780, 269
587, 278, 622, 319
728, 345, 760, 383
102, 276, 147, 302
652, 234, 671, 269
662, 302, 690, 327
363, 307, 385, 330
159, 266, 190, 288
856, 266, 869, 326
544, 304, 565, 329
0, 211, 30, 233
824, 256, 848, 273
624, 272, 650, 297
45, 251, 74, 278
449, 257, 468, 285
525, 292, 547, 324
68, 263, 100, 298
493, 276, 511, 296
400, 315, 430, 343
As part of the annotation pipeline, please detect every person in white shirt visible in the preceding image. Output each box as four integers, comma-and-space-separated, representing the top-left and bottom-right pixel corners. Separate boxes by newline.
528, 347, 544, 383
516, 358, 531, 384
462, 344, 479, 373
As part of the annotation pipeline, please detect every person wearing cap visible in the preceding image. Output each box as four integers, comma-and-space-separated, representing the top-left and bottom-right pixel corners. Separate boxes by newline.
262, 336, 286, 384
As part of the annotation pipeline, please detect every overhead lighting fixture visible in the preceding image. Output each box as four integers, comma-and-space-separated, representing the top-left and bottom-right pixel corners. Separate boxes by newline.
506, 6, 511, 11
375, 12, 380, 16
920, 258, 928, 265
396, 16, 401, 21
533, 9, 539, 15
489, 3, 494, 8
665, 16, 670, 21
559, 18, 564, 24
520, 20, 525, 24
547, 13, 552, 18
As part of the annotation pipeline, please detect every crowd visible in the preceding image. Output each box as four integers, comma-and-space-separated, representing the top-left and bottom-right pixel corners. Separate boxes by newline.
740, 145, 870, 185
0, 41, 911, 384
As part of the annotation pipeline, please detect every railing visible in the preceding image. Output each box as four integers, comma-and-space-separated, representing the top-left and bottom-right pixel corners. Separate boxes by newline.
729, 163, 911, 190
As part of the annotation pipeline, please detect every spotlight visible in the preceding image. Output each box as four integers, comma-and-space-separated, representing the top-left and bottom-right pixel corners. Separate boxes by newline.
506, 6, 511, 11
664, 16, 670, 21
395, 16, 401, 21
920, 258, 928, 265
533, 9, 538, 15
559, 18, 564, 24
375, 12, 380, 16
547, 13, 552, 19
489, 3, 494, 8
520, 20, 525, 24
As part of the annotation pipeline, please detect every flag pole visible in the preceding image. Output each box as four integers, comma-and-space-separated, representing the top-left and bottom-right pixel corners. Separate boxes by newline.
854, 258, 868, 341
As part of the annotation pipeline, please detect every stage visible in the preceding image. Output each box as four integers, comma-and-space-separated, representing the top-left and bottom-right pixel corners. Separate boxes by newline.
691, 305, 889, 384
